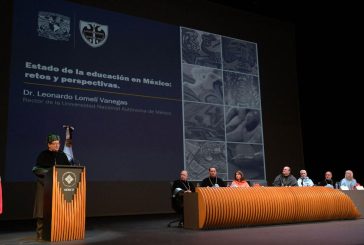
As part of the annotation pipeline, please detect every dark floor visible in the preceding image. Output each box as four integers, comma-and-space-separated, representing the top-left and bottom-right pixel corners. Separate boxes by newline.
1, 214, 364, 245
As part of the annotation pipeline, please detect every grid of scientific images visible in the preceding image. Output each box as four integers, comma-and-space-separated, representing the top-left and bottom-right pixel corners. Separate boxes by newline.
181, 27, 265, 182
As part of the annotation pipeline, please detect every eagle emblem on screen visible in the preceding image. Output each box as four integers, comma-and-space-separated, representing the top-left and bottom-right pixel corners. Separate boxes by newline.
79, 20, 108, 48
38, 11, 70, 41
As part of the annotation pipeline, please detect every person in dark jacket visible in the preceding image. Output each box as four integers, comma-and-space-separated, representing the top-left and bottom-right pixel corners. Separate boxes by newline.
32, 134, 70, 240
171, 170, 195, 227
317, 171, 336, 188
200, 167, 226, 187
273, 166, 298, 187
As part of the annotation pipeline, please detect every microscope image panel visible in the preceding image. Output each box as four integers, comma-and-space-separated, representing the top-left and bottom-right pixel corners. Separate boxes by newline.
183, 64, 223, 105
185, 140, 227, 181
184, 102, 225, 141
224, 71, 260, 108
222, 37, 258, 75
181, 27, 222, 69
227, 143, 264, 180
225, 107, 263, 143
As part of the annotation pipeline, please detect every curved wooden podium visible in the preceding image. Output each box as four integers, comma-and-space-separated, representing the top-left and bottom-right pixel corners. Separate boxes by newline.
184, 187, 360, 229
44, 165, 86, 241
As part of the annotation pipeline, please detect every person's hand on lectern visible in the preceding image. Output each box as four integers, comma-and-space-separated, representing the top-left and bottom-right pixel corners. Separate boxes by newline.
32, 166, 49, 178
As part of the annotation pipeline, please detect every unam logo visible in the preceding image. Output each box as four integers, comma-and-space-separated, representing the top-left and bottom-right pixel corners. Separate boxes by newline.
62, 172, 77, 188
38, 11, 70, 41
79, 20, 108, 48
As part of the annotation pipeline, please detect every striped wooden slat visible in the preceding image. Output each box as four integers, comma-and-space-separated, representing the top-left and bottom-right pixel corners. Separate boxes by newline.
195, 187, 360, 229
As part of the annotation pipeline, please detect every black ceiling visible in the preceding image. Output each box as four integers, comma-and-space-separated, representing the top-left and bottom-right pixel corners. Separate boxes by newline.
207, 0, 301, 22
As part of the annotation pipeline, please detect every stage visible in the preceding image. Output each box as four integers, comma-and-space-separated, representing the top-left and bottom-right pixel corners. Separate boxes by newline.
0, 214, 363, 244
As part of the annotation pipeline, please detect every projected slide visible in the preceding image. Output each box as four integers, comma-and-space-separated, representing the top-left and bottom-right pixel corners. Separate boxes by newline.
181, 28, 264, 181
5, 0, 265, 182
6, 0, 182, 181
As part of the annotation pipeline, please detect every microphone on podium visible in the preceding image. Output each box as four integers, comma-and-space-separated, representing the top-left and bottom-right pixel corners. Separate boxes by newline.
62, 125, 83, 166
63, 152, 82, 166
63, 124, 75, 163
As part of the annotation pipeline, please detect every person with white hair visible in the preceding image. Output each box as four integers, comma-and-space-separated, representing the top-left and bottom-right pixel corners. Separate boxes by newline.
340, 170, 357, 190
297, 169, 314, 187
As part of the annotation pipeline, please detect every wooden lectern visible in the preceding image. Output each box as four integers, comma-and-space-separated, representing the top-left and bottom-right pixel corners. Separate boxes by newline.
43, 165, 86, 241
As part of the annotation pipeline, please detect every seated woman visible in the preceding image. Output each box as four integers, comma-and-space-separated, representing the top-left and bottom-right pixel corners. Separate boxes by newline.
230, 170, 250, 187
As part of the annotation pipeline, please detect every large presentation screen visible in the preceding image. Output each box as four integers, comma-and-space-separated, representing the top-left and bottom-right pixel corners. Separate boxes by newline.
5, 0, 265, 182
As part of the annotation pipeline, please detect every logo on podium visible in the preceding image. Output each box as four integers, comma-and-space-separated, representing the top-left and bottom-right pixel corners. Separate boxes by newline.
57, 168, 82, 202
62, 171, 77, 188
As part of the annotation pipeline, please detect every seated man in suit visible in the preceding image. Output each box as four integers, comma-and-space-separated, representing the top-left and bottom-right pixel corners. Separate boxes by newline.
317, 171, 336, 188
200, 167, 226, 187
171, 170, 195, 227
273, 166, 298, 187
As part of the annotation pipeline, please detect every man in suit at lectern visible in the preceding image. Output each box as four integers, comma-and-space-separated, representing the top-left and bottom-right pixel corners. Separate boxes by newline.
32, 134, 70, 240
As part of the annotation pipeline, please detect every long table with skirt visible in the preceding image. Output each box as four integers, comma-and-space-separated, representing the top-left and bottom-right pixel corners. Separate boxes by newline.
184, 187, 362, 229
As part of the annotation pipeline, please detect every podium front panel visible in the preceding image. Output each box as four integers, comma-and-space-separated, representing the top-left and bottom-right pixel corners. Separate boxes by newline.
43, 165, 86, 241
